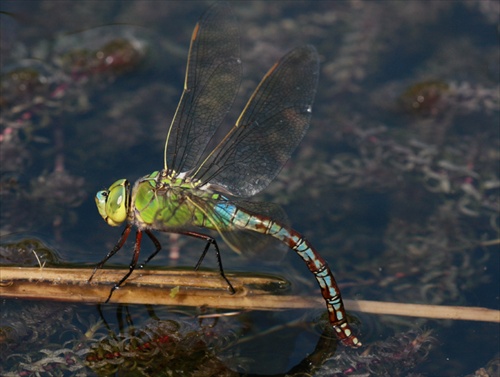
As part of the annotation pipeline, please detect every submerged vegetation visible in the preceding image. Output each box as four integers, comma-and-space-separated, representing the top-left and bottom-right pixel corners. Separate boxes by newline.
1, 1, 498, 375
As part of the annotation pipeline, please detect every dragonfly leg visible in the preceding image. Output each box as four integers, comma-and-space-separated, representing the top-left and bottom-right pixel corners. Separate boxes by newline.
139, 230, 162, 268
182, 231, 236, 294
88, 224, 132, 283
193, 239, 211, 270
105, 230, 143, 302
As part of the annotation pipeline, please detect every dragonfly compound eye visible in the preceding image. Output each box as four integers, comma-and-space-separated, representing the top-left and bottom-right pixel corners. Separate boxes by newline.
95, 190, 109, 221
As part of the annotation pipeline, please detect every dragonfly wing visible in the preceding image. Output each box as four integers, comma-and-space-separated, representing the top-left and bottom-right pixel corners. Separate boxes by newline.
164, 3, 241, 173
192, 45, 319, 197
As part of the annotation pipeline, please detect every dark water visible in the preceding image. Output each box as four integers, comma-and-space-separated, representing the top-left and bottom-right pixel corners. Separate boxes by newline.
1, 1, 499, 376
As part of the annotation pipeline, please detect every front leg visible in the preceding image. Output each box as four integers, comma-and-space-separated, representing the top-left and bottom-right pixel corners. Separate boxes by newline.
105, 230, 143, 302
89, 224, 132, 283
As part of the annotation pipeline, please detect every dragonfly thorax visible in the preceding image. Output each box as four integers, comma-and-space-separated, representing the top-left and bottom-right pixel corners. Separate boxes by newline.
128, 170, 220, 231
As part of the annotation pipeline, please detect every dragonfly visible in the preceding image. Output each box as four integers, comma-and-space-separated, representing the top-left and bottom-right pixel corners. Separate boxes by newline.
90, 3, 361, 348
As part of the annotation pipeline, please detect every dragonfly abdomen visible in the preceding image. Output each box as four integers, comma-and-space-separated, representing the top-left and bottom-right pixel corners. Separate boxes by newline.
225, 206, 361, 347
287, 230, 361, 347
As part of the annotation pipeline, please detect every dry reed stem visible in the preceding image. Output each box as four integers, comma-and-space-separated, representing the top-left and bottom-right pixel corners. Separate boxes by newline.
1, 267, 498, 323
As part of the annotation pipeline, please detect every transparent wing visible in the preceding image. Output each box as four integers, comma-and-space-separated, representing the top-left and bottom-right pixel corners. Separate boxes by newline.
192, 45, 319, 197
164, 2, 241, 173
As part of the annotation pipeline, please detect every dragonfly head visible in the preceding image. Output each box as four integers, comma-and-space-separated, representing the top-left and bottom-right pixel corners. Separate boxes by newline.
95, 179, 130, 226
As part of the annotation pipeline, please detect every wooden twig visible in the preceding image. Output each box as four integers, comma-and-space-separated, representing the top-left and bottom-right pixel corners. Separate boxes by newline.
0, 267, 498, 323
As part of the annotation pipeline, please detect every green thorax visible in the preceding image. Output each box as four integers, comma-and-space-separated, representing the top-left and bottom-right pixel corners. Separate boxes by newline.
131, 170, 221, 230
